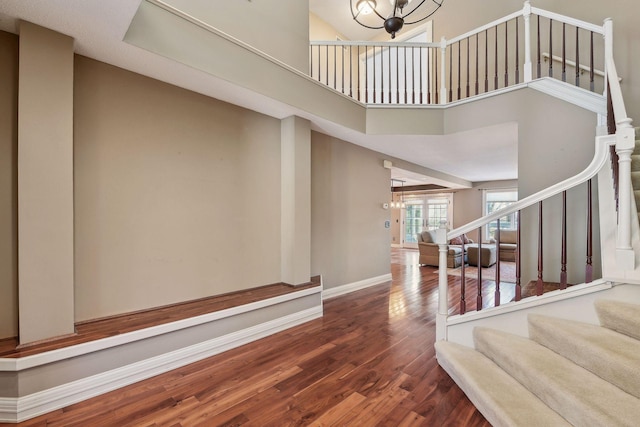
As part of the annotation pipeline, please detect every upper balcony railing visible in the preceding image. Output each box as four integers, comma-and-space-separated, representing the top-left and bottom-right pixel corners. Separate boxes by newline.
309, 1, 607, 105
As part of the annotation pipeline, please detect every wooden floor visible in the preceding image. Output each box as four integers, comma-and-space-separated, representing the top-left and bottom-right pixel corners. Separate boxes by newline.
2, 249, 491, 426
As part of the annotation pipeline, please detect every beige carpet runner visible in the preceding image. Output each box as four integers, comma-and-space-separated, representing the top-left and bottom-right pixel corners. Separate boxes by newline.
435, 299, 640, 426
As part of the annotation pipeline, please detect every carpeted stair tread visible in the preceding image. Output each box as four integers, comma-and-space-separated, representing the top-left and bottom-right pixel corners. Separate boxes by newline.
595, 299, 640, 340
434, 341, 571, 427
632, 171, 640, 188
632, 155, 640, 172
528, 314, 640, 399
473, 327, 640, 427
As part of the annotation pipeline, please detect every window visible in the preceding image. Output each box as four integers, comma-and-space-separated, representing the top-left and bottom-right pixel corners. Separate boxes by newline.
484, 189, 518, 240
426, 197, 449, 230
399, 193, 452, 248
403, 201, 424, 245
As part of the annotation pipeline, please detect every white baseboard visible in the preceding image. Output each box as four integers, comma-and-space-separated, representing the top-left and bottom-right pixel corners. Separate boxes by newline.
0, 306, 322, 423
322, 273, 392, 300
0, 400, 15, 423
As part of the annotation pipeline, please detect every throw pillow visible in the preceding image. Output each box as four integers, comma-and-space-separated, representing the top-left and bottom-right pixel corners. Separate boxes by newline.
449, 236, 464, 245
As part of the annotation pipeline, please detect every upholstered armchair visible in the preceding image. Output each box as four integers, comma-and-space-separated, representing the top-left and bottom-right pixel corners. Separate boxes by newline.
490, 229, 517, 261
417, 230, 474, 268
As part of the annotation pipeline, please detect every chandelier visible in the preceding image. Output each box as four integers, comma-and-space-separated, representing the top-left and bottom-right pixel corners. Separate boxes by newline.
350, 0, 445, 39
390, 179, 406, 209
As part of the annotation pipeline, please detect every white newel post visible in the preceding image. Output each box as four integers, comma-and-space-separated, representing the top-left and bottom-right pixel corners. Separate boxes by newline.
616, 126, 636, 269
604, 18, 636, 269
523, 1, 533, 82
440, 37, 447, 104
436, 229, 449, 341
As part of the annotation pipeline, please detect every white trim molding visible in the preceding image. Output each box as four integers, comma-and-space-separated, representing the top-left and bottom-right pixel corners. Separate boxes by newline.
322, 274, 392, 300
528, 78, 606, 115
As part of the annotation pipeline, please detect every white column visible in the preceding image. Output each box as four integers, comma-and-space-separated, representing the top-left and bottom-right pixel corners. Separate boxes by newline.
616, 126, 636, 270
18, 22, 75, 345
436, 229, 449, 341
281, 116, 311, 286
523, 1, 533, 82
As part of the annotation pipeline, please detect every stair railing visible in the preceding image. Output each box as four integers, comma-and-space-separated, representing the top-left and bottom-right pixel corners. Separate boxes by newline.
309, 1, 609, 105
435, 137, 615, 340
434, 15, 634, 340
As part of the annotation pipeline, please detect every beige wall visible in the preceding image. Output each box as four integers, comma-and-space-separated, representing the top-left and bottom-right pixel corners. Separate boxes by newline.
166, 0, 309, 73
73, 56, 282, 322
445, 89, 596, 194
309, 12, 346, 41
0, 31, 18, 339
311, 132, 391, 289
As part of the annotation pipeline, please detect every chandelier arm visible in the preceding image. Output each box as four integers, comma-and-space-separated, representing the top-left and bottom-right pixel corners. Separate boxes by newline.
349, 0, 360, 20
353, 19, 385, 30
350, 0, 386, 25
403, 0, 444, 20
372, 7, 387, 21
403, 9, 441, 25
400, 0, 428, 19
351, 0, 445, 35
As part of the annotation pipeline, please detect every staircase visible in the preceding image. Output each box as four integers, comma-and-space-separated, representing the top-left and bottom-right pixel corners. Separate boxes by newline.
435, 299, 640, 426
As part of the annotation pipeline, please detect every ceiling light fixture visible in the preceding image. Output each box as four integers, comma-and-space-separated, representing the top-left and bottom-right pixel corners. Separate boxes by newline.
356, 0, 376, 15
351, 0, 445, 39
390, 179, 406, 209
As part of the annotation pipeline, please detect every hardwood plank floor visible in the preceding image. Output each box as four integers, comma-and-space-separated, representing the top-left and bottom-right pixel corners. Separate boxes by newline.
1, 249, 491, 426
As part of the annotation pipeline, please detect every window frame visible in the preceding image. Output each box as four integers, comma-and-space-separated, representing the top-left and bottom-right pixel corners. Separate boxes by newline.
482, 188, 518, 241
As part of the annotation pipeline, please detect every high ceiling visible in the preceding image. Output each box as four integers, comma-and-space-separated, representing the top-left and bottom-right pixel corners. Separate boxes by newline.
0, 0, 517, 187
309, 0, 391, 41
309, 0, 443, 41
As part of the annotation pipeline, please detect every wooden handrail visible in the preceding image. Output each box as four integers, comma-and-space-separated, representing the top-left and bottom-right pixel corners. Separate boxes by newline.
530, 6, 604, 35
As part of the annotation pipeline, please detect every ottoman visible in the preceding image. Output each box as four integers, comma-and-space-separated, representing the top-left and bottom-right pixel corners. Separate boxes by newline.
467, 244, 497, 267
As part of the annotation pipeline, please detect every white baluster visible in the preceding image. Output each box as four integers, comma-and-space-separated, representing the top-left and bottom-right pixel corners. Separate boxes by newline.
436, 229, 449, 341
523, 1, 533, 82
440, 37, 447, 104
603, 18, 611, 98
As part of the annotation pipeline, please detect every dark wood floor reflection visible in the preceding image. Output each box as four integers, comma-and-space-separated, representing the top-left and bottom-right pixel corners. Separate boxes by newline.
4, 248, 490, 426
